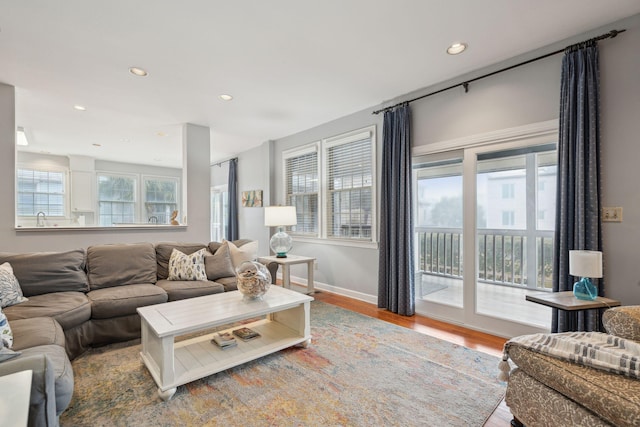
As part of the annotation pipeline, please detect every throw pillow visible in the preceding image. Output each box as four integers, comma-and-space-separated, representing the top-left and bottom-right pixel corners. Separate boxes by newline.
226, 240, 258, 269
168, 248, 207, 281
0, 262, 28, 308
0, 306, 13, 349
0, 346, 20, 362
204, 244, 236, 281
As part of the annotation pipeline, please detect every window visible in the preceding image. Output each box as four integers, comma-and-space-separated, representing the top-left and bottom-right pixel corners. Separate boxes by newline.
501, 210, 515, 226
16, 168, 66, 217
325, 131, 374, 240
281, 126, 376, 244
211, 185, 228, 241
144, 177, 178, 224
501, 183, 515, 199
97, 174, 136, 226
284, 145, 319, 236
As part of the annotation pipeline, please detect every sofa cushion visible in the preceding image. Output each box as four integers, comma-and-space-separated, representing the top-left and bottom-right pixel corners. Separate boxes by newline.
207, 239, 253, 255
88, 284, 168, 319
205, 243, 236, 281
168, 248, 207, 281
156, 242, 207, 280
0, 249, 88, 297
10, 317, 65, 351
603, 306, 640, 342
20, 344, 74, 416
3, 291, 91, 331
0, 262, 28, 307
87, 243, 157, 290
156, 279, 224, 301
507, 344, 640, 426
214, 276, 238, 292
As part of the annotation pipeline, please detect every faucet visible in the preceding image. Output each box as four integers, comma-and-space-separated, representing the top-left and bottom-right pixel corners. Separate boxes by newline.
36, 211, 47, 227
148, 216, 158, 224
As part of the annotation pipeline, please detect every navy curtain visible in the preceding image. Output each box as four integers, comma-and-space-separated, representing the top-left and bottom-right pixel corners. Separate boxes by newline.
227, 158, 239, 241
552, 42, 603, 332
378, 103, 414, 316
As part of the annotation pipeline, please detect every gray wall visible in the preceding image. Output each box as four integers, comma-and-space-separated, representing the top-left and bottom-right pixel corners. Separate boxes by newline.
0, 84, 211, 251
263, 13, 640, 305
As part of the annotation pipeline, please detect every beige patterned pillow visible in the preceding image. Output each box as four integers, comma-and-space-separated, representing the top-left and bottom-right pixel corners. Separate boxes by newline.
603, 306, 640, 342
0, 262, 28, 308
168, 248, 207, 281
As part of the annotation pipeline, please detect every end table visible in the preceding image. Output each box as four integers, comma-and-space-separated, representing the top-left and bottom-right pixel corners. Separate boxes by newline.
258, 254, 316, 295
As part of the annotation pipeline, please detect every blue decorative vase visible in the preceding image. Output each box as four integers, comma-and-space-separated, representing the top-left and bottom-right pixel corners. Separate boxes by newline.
573, 277, 598, 300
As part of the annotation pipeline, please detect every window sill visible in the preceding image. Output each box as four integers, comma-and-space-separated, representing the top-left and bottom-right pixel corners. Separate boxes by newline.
292, 235, 378, 250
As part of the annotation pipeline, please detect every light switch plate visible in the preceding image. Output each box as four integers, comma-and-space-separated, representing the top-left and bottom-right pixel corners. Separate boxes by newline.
602, 206, 623, 222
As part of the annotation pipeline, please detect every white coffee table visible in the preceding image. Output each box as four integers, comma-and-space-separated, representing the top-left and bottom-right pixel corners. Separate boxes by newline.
137, 286, 313, 401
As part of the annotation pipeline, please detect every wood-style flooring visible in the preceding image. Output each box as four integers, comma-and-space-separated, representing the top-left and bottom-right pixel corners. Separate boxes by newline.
313, 290, 512, 427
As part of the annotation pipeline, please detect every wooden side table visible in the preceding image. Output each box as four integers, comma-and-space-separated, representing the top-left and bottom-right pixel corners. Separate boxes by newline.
526, 291, 621, 331
258, 255, 316, 295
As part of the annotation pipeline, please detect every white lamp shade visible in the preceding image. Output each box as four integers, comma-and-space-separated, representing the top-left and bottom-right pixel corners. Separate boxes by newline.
264, 206, 297, 227
569, 250, 603, 278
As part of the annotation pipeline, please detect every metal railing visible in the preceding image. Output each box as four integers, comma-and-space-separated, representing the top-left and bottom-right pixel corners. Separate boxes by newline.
416, 227, 554, 290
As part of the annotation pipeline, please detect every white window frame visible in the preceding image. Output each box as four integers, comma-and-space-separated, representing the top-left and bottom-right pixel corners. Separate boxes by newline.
281, 125, 377, 248
322, 127, 377, 244
16, 164, 69, 219
282, 142, 321, 238
142, 175, 180, 224
96, 172, 138, 226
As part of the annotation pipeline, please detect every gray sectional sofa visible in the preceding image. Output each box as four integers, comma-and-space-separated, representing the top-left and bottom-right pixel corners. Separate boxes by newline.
0, 239, 271, 427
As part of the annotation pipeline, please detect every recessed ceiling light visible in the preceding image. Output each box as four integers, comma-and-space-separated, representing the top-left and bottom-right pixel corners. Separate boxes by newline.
129, 67, 149, 77
447, 42, 468, 55
219, 94, 233, 101
74, 105, 86, 111
156, 131, 168, 137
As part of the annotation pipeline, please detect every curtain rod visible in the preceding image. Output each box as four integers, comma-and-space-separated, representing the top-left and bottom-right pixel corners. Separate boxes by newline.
210, 157, 238, 167
372, 29, 625, 115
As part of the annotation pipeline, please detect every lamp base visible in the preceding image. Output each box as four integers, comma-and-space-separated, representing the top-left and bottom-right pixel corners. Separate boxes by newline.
270, 228, 292, 258
573, 277, 598, 301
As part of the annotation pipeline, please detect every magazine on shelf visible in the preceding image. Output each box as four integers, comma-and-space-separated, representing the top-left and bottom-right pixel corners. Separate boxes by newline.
232, 327, 261, 341
212, 332, 237, 348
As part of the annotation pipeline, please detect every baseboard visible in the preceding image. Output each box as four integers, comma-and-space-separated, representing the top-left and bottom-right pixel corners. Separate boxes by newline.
286, 274, 378, 305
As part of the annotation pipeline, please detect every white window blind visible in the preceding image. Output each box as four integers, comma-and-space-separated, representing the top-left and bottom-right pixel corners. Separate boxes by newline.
284, 147, 319, 235
325, 132, 373, 240
16, 168, 66, 216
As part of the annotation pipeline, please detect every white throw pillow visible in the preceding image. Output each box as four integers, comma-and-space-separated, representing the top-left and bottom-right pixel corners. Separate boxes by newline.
0, 306, 14, 349
226, 240, 258, 269
167, 248, 208, 281
0, 262, 28, 308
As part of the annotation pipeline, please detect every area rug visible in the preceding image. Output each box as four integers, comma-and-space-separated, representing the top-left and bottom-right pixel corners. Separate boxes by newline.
60, 301, 505, 426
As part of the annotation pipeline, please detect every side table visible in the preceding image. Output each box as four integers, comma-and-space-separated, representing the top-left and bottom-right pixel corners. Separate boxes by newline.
258, 254, 316, 295
526, 291, 621, 331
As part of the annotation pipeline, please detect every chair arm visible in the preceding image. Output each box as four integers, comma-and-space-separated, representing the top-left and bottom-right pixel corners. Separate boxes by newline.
603, 305, 640, 342
0, 353, 58, 427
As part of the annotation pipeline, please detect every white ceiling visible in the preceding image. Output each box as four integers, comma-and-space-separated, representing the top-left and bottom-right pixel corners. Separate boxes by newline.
2, 1, 639, 168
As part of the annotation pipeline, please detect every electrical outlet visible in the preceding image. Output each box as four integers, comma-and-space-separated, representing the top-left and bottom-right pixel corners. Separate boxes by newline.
602, 207, 623, 222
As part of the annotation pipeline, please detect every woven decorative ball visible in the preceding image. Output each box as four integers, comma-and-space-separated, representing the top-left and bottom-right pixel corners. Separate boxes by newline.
236, 261, 271, 301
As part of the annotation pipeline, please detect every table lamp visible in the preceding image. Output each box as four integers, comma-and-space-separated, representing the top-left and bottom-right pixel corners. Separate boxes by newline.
569, 250, 603, 301
264, 206, 297, 258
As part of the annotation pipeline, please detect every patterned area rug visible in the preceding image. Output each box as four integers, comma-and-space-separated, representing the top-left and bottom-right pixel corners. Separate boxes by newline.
60, 301, 505, 426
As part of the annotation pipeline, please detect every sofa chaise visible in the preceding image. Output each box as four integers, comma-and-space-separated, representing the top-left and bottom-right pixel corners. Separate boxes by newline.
0, 239, 274, 427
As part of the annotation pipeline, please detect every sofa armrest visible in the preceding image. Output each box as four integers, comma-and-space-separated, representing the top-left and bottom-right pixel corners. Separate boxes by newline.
0, 353, 59, 427
603, 305, 640, 342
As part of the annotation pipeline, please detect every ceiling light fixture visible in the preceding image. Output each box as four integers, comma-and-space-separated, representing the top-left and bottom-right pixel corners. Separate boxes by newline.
219, 94, 233, 101
16, 127, 29, 146
156, 131, 168, 137
73, 104, 86, 111
129, 67, 148, 77
447, 42, 468, 55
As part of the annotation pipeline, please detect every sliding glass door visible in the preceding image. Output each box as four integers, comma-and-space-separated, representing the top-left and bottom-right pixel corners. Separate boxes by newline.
414, 131, 556, 336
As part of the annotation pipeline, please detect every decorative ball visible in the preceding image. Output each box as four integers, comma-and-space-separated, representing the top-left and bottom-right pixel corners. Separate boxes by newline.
236, 261, 271, 300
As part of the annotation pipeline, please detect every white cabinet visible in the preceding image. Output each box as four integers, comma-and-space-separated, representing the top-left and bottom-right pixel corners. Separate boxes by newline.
70, 170, 94, 212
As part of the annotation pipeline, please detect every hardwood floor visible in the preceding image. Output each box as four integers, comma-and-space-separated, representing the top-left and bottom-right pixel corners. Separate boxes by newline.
313, 290, 513, 427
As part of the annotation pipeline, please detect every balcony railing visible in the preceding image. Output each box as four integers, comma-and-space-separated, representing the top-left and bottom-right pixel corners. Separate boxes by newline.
416, 227, 554, 290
